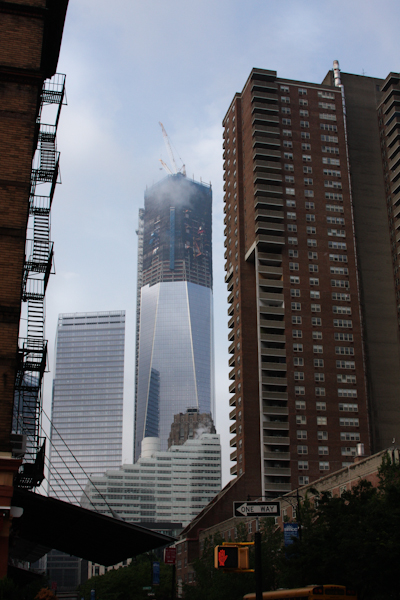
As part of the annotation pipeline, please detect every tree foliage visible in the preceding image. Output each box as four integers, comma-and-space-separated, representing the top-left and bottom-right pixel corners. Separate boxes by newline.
281, 455, 400, 600
78, 554, 174, 600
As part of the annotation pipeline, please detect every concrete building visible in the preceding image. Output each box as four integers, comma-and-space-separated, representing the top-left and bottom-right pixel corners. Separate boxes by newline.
135, 173, 214, 460
82, 432, 221, 527
48, 311, 125, 503
168, 408, 216, 448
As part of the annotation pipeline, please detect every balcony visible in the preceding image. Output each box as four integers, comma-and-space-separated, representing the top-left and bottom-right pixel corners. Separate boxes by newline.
230, 449, 237, 461
229, 395, 236, 407
256, 222, 285, 236
260, 347, 286, 357
264, 482, 292, 492
255, 208, 284, 222
229, 367, 235, 379
264, 451, 290, 460
264, 467, 291, 477
229, 407, 236, 420
229, 354, 235, 367
230, 435, 237, 447
230, 422, 237, 434
262, 375, 287, 386
256, 235, 285, 252
229, 381, 236, 394
230, 464, 238, 475
263, 405, 288, 415
253, 147, 281, 161
263, 420, 289, 430
228, 341, 235, 354
264, 435, 290, 445
258, 278, 284, 291
260, 332, 285, 344
253, 159, 282, 173
263, 391, 288, 401
260, 318, 285, 329
262, 361, 287, 372
259, 290, 284, 303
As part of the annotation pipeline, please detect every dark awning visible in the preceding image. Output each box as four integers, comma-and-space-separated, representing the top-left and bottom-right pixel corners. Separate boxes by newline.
10, 488, 175, 566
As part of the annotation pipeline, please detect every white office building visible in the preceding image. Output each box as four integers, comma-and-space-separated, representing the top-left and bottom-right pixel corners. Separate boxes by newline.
82, 433, 221, 527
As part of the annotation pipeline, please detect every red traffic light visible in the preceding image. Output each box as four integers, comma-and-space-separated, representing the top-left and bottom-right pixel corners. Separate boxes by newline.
214, 545, 249, 570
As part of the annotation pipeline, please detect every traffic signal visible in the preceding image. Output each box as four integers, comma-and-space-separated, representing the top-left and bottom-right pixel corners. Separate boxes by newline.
214, 545, 249, 570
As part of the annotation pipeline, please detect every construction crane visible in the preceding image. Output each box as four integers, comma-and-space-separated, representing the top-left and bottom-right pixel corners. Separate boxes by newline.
159, 122, 186, 176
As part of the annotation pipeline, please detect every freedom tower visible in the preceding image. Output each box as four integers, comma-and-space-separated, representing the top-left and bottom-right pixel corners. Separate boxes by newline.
134, 173, 214, 461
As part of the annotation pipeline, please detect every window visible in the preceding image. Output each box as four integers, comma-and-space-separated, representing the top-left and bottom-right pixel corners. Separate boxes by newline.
302, 154, 312, 162
339, 402, 358, 411
292, 315, 302, 325
309, 264, 319, 272
319, 461, 330, 470
285, 163, 295, 171
315, 387, 326, 396
281, 96, 290, 103
313, 345, 323, 353
336, 346, 354, 355
280, 85, 289, 92
324, 170, 341, 178
300, 110, 309, 117
318, 430, 328, 440
340, 417, 359, 426
283, 140, 293, 148
309, 277, 319, 285
283, 130, 292, 137
326, 192, 343, 201
337, 374, 356, 384
322, 146, 340, 154
323, 157, 340, 165
317, 416, 327, 425
298, 460, 309, 470
298, 88, 307, 95
296, 415, 307, 424
338, 388, 358, 398
341, 432, 360, 441
341, 447, 357, 456
295, 399, 306, 409
304, 178, 313, 185
282, 118, 292, 125
288, 237, 298, 245
312, 318, 322, 326
319, 101, 336, 109
297, 430, 307, 439
287, 223, 297, 232
331, 279, 349, 288
291, 302, 301, 310
328, 229, 346, 238
286, 199, 296, 207
307, 239, 317, 247
336, 360, 355, 369
281, 106, 291, 114
301, 132, 311, 139
300, 121, 310, 128
293, 343, 303, 352
308, 251, 318, 260
330, 266, 349, 275
294, 370, 304, 380
291, 289, 301, 298
320, 113, 337, 121
289, 249, 299, 257
333, 320, 353, 328
302, 143, 311, 150
321, 135, 339, 143
306, 214, 316, 222
297, 445, 308, 454
316, 401, 326, 410
284, 152, 294, 160
304, 189, 314, 197
314, 358, 324, 367
326, 204, 344, 213
312, 331, 322, 339
294, 356, 304, 366
299, 476, 309, 485
292, 329, 303, 338
295, 385, 305, 395
290, 275, 300, 284
289, 262, 299, 271
305, 201, 315, 209
330, 256, 348, 264
333, 305, 352, 314
310, 291, 320, 300
299, 98, 308, 106
319, 446, 329, 455
329, 241, 347, 250
314, 373, 325, 382
335, 332, 353, 341
303, 166, 313, 174
286, 187, 295, 195
311, 304, 321, 312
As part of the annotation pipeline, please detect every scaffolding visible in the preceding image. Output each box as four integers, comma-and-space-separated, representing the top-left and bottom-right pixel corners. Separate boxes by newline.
13, 74, 66, 489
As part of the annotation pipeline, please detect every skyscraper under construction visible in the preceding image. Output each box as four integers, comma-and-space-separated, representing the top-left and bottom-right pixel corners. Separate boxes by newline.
134, 173, 214, 461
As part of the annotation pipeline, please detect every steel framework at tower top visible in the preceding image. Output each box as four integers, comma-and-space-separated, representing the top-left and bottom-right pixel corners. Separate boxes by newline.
13, 73, 66, 489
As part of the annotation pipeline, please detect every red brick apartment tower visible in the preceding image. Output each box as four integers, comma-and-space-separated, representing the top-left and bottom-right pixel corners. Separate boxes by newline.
223, 67, 400, 498
0, 0, 68, 576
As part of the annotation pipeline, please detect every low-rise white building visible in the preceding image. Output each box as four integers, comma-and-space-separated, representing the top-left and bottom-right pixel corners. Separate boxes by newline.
82, 433, 221, 527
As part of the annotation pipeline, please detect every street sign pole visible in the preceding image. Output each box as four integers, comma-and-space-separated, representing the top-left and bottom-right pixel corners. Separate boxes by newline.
254, 517, 262, 600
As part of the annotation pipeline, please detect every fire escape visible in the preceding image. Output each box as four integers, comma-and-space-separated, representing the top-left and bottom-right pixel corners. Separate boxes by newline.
13, 74, 66, 489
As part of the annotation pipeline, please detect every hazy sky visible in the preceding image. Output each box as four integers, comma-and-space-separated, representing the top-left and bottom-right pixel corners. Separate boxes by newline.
43, 0, 400, 485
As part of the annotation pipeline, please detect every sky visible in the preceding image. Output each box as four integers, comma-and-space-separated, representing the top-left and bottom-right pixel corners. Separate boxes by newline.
41, 0, 400, 486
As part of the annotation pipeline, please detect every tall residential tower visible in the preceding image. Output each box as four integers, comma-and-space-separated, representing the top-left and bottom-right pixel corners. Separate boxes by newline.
49, 311, 125, 503
135, 174, 214, 460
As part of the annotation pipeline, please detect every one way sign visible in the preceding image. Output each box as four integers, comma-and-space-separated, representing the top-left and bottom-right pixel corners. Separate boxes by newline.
233, 501, 281, 517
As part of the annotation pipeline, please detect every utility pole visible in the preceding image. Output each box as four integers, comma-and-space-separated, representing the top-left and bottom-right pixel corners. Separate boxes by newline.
254, 517, 263, 600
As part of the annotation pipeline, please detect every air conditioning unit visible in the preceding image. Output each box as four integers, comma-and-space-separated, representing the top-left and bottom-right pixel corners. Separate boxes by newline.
10, 434, 27, 458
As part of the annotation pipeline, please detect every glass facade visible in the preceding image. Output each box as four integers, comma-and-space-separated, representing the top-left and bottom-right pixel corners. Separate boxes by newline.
48, 311, 125, 503
135, 174, 215, 461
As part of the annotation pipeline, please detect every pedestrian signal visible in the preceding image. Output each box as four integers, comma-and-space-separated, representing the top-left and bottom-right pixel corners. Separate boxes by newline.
214, 545, 249, 570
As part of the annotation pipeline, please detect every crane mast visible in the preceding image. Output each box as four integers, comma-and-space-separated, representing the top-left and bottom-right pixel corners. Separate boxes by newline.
159, 122, 186, 176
